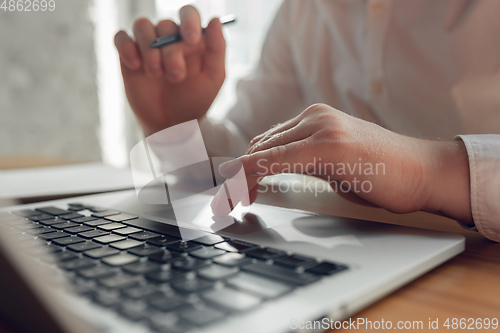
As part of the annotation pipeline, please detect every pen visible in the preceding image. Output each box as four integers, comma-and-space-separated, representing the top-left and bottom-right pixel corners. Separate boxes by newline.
150, 14, 236, 48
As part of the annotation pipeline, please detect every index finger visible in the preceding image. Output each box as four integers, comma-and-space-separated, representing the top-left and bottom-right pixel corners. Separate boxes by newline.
220, 140, 313, 178
179, 5, 202, 45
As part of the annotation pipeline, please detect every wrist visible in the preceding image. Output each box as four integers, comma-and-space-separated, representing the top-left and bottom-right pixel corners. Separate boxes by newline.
423, 140, 473, 223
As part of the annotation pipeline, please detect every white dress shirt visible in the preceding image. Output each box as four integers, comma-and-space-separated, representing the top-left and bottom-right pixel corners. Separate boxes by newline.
154, 0, 500, 241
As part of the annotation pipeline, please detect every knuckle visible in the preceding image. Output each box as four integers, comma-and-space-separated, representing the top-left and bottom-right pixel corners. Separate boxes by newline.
301, 103, 327, 117
157, 19, 178, 35
133, 17, 152, 32
249, 137, 259, 146
270, 145, 287, 164
144, 52, 161, 66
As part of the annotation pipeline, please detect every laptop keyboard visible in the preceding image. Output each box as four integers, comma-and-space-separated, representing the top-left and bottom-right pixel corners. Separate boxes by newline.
0, 204, 348, 333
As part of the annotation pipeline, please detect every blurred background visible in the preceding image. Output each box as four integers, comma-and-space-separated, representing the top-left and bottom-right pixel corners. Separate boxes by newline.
0, 0, 283, 169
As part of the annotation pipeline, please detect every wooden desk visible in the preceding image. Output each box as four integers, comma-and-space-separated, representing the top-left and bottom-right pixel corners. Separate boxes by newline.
257, 176, 500, 331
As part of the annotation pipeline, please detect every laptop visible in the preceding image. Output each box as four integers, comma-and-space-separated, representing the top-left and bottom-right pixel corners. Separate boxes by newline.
0, 189, 464, 333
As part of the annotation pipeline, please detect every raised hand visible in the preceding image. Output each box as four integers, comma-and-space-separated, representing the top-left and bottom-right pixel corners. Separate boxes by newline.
114, 6, 226, 136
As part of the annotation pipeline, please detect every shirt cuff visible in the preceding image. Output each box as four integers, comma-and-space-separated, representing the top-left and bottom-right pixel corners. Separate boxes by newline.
456, 135, 500, 242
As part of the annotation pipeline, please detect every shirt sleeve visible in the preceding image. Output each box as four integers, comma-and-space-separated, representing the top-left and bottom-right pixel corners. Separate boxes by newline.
457, 134, 500, 242
200, 0, 306, 157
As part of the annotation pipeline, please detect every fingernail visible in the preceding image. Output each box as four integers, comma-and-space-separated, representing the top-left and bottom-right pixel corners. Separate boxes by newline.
219, 159, 242, 178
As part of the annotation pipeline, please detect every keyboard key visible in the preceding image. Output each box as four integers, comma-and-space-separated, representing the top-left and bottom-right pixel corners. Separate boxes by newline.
52, 237, 86, 246
128, 231, 159, 241
68, 206, 86, 212
82, 219, 110, 227
28, 214, 54, 222
113, 227, 142, 236
36, 207, 71, 216
68, 242, 101, 252
227, 272, 292, 299
4, 217, 26, 225
149, 296, 191, 312
68, 203, 86, 209
149, 315, 194, 333
93, 234, 126, 244
171, 257, 211, 271
84, 247, 120, 259
104, 213, 138, 222
146, 235, 178, 246
171, 277, 213, 293
148, 251, 182, 263
51, 222, 79, 230
91, 211, 120, 218
38, 231, 69, 240
93, 290, 122, 307
123, 285, 161, 300
102, 253, 139, 266
44, 251, 78, 263
128, 244, 163, 257
202, 287, 261, 312
97, 223, 126, 231
110, 239, 144, 250
5, 219, 23, 226
146, 269, 184, 283
78, 229, 109, 239
215, 240, 259, 253
166, 241, 201, 253
119, 302, 149, 321
59, 213, 84, 220
192, 234, 225, 246
65, 225, 93, 234
123, 261, 160, 275
246, 248, 287, 260
213, 253, 252, 267
15, 223, 41, 231
12, 209, 39, 217
86, 206, 108, 213
27, 227, 56, 236
274, 254, 317, 269
190, 247, 226, 260
30, 244, 62, 256
180, 307, 225, 327
242, 262, 320, 286
79, 266, 116, 279
38, 218, 64, 226
72, 216, 98, 223
305, 261, 348, 276
100, 274, 140, 289
120, 218, 185, 238
16, 234, 36, 242
197, 264, 239, 280
59, 258, 96, 271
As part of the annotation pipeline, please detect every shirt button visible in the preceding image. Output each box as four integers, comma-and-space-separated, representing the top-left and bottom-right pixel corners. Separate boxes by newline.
371, 80, 384, 96
371, 1, 386, 14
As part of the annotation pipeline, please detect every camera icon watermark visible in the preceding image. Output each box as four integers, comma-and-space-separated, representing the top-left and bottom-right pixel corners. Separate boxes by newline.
129, 120, 249, 242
